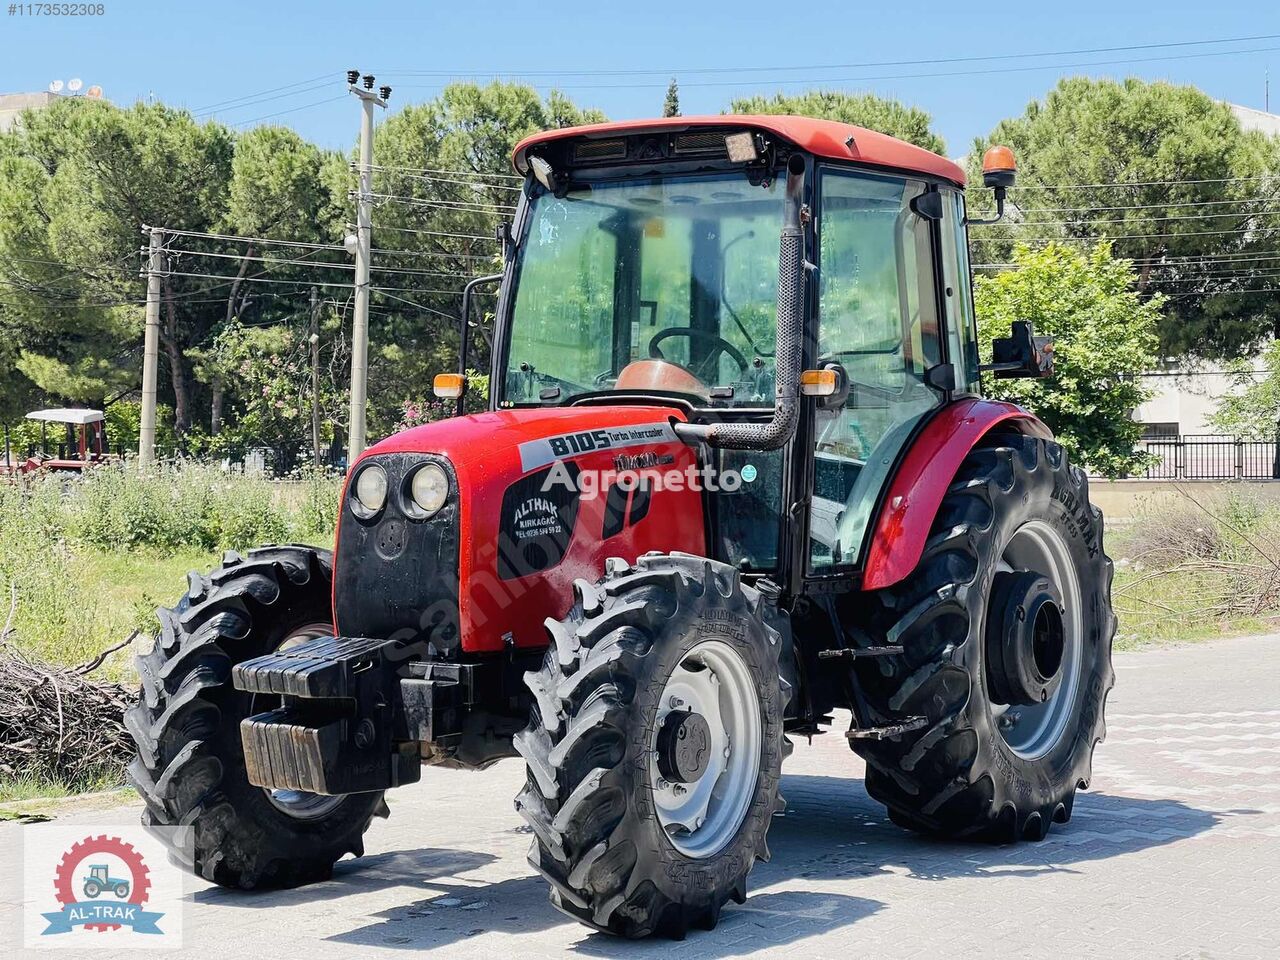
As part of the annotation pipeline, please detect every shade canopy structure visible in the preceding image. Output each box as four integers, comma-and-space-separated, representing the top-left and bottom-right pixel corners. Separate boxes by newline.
24, 408, 105, 425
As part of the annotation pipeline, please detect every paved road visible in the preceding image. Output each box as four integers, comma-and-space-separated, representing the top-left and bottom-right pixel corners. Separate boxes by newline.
4, 635, 1279, 959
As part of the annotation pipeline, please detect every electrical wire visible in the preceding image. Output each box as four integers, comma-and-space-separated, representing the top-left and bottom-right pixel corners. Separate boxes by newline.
386, 33, 1280, 78
370, 193, 517, 213
389, 44, 1280, 91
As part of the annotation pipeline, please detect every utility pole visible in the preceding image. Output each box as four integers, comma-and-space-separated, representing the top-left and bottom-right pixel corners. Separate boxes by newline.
139, 225, 163, 466
345, 70, 390, 462
310, 286, 322, 467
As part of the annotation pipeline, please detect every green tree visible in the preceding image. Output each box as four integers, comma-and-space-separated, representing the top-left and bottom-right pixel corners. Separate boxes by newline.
663, 78, 681, 118
353, 82, 605, 436
966, 77, 1280, 358
728, 91, 945, 153
974, 242, 1162, 477
0, 98, 235, 434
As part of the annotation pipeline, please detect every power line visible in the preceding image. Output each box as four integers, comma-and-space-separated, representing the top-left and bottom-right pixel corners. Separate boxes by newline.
386, 32, 1280, 78
1010, 175, 1277, 192
368, 170, 524, 192
357, 162, 523, 182
370, 192, 517, 213
234, 95, 348, 128
1011, 195, 1280, 214
391, 43, 1280, 91
1004, 208, 1280, 227
376, 224, 500, 243
190, 73, 333, 114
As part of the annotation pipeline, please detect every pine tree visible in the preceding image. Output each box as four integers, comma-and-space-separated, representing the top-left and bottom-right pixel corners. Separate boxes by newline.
663, 78, 680, 118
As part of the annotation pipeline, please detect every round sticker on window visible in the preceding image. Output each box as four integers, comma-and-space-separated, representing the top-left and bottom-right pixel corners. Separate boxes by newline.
741, 464, 757, 483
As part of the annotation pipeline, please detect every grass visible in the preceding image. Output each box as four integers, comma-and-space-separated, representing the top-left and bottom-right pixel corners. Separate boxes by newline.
2, 464, 1275, 806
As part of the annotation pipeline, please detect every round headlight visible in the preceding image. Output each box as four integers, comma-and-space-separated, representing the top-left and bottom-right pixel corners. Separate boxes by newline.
409, 463, 448, 517
353, 464, 388, 515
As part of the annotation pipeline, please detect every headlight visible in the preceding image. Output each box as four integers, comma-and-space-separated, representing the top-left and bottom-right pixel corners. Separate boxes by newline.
352, 464, 388, 516
407, 462, 448, 518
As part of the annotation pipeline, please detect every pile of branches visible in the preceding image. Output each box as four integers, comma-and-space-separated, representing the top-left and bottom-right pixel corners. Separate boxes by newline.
0, 590, 136, 791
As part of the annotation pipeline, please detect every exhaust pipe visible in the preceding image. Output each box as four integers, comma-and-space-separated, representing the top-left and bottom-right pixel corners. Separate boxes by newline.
676, 152, 806, 450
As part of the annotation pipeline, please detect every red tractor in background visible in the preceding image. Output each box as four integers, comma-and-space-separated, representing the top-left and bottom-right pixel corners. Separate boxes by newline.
126, 115, 1114, 939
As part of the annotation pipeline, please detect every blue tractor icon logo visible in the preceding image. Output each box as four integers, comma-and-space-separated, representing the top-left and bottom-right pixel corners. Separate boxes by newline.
82, 863, 130, 899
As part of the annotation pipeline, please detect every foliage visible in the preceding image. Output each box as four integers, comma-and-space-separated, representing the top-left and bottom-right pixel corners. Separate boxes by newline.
1112, 490, 1280, 647
1210, 341, 1280, 441
973, 242, 1161, 477
663, 78, 681, 118
728, 91, 945, 153
966, 77, 1280, 358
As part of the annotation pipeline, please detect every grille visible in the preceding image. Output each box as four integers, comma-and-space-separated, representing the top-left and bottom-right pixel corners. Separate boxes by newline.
572, 138, 628, 162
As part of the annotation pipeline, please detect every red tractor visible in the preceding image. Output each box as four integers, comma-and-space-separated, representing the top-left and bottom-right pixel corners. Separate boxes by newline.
126, 116, 1114, 939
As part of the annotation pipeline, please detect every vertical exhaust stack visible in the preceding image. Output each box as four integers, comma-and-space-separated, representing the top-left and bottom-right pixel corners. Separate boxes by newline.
676, 152, 806, 450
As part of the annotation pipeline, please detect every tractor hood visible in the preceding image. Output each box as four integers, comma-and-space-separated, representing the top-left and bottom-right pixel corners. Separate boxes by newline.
339, 405, 706, 653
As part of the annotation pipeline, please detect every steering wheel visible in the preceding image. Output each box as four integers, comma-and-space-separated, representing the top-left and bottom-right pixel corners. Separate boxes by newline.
648, 328, 750, 382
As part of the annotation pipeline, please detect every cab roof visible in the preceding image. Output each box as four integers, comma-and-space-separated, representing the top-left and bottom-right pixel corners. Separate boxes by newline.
512, 115, 965, 187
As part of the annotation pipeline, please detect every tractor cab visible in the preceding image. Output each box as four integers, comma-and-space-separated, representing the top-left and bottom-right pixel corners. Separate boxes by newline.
453, 117, 1038, 592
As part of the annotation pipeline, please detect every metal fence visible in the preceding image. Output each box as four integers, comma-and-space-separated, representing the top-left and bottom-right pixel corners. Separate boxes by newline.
1135, 435, 1279, 480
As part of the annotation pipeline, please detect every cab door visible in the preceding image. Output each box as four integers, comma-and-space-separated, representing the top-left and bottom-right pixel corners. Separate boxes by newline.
805, 169, 949, 573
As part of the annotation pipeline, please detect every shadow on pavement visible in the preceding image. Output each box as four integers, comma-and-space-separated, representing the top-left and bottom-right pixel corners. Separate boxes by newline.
190, 847, 496, 909
195, 772, 1225, 952
762, 774, 1223, 885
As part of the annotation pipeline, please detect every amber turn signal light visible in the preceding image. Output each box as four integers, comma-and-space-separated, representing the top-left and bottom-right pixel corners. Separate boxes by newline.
433, 373, 465, 399
799, 369, 838, 397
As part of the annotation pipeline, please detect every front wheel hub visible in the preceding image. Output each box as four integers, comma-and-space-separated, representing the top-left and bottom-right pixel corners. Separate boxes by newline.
986, 571, 1065, 707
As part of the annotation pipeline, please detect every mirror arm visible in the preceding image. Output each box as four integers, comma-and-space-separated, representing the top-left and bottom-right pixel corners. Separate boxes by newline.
457, 273, 503, 416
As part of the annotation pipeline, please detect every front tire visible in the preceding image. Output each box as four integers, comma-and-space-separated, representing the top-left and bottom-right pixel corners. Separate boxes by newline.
125, 545, 386, 888
848, 435, 1115, 841
514, 553, 790, 938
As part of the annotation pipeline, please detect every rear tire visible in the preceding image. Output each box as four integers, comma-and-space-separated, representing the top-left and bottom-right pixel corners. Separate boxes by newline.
125, 545, 386, 889
514, 552, 790, 938
848, 435, 1115, 841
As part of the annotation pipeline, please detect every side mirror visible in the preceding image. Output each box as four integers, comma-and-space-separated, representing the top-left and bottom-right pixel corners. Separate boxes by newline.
981, 321, 1054, 379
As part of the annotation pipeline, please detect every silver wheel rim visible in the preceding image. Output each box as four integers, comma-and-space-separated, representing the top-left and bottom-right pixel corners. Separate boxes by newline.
990, 521, 1084, 760
650, 639, 762, 859
261, 621, 345, 820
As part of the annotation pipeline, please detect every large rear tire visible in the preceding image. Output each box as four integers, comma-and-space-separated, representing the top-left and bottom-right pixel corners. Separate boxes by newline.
125, 545, 386, 888
848, 435, 1115, 841
514, 553, 790, 938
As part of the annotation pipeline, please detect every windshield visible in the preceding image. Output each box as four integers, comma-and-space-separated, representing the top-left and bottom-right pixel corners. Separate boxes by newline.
502, 172, 784, 406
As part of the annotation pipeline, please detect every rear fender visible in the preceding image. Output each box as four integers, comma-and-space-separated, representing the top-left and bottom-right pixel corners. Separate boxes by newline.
861, 399, 1052, 591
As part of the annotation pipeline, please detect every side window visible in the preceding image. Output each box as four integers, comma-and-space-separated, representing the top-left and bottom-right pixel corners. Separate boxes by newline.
941, 191, 980, 392
809, 169, 945, 571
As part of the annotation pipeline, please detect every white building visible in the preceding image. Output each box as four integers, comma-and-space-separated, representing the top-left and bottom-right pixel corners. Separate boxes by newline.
0, 91, 61, 132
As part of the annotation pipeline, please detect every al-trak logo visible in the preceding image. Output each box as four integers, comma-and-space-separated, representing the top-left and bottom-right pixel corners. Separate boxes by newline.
41, 834, 165, 936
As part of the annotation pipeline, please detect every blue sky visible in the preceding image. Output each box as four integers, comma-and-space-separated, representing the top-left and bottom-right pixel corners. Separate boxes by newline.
1, 1, 1276, 157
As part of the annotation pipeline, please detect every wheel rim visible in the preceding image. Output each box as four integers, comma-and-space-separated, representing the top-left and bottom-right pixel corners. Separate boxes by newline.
650, 639, 762, 859
989, 521, 1084, 760
260, 621, 346, 820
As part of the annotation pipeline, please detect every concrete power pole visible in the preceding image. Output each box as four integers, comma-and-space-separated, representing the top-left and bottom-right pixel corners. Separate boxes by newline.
345, 70, 389, 462
310, 286, 322, 467
139, 225, 164, 466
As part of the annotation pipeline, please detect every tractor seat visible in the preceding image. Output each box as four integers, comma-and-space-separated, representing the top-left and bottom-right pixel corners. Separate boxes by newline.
615, 359, 709, 399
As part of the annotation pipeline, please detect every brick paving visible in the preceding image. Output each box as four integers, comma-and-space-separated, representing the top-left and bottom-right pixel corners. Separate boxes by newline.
4, 634, 1278, 958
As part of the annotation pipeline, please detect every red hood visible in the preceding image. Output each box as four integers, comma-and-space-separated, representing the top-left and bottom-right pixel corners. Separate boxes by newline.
344, 405, 705, 653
